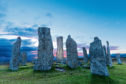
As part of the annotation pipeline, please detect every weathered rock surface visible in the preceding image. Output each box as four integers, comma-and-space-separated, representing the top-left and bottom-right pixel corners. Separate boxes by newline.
55, 68, 65, 72
9, 37, 21, 71
83, 47, 88, 64
106, 41, 113, 67
66, 35, 78, 69
89, 37, 109, 76
34, 27, 54, 71
103, 46, 107, 64
56, 36, 64, 63
116, 54, 122, 64
20, 52, 27, 66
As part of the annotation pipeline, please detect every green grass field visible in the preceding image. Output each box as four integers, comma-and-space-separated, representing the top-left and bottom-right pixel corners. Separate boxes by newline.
0, 63, 126, 84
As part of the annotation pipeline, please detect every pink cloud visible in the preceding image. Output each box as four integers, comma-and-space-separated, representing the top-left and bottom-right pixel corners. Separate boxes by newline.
110, 46, 119, 50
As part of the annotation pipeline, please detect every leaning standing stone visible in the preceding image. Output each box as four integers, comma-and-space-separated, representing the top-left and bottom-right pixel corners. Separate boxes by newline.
9, 37, 21, 71
83, 47, 88, 64
116, 54, 122, 64
20, 52, 27, 66
56, 36, 64, 63
66, 35, 78, 69
89, 37, 109, 76
106, 41, 113, 67
34, 27, 54, 71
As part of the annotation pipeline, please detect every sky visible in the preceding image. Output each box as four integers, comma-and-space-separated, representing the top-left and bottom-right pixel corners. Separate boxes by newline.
0, 0, 126, 61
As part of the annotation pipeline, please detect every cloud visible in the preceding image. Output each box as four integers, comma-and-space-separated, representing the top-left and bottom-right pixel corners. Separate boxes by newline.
0, 38, 38, 63
110, 46, 119, 50
45, 12, 53, 18
9, 38, 37, 47
21, 47, 37, 52
77, 43, 119, 51
0, 38, 37, 57
22, 39, 35, 46
77, 43, 89, 49
1, 22, 53, 38
0, 0, 8, 24
0, 13, 6, 18
3, 26, 38, 37
0, 39, 12, 57
0, 0, 7, 12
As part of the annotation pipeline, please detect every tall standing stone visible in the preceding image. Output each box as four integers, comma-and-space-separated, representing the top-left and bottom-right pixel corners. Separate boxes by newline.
103, 46, 107, 64
83, 47, 88, 64
89, 37, 109, 76
106, 41, 113, 67
34, 27, 54, 71
66, 35, 78, 69
9, 37, 21, 71
56, 36, 64, 63
20, 52, 27, 66
116, 54, 122, 64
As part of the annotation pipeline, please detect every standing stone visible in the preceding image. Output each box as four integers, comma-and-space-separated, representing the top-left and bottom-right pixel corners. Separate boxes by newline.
89, 37, 109, 76
103, 46, 107, 64
34, 27, 54, 71
20, 52, 27, 66
106, 41, 113, 67
66, 35, 78, 69
9, 37, 21, 71
116, 54, 122, 64
56, 36, 64, 63
83, 47, 88, 64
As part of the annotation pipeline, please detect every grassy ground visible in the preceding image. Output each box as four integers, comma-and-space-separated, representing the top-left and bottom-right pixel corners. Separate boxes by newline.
0, 63, 126, 84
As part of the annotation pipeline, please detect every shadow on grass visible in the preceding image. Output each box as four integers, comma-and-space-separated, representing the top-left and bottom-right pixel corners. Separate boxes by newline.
90, 74, 119, 84
64, 65, 82, 71
33, 65, 56, 74
6, 65, 33, 72
116, 64, 123, 65
108, 66, 115, 69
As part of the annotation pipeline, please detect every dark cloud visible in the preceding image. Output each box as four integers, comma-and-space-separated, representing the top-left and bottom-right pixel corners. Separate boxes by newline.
1, 22, 52, 39
0, 38, 12, 46
0, 38, 37, 63
0, 39, 12, 57
0, 38, 37, 56
21, 47, 37, 52
4, 26, 38, 37
22, 39, 35, 46
9, 39, 36, 47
